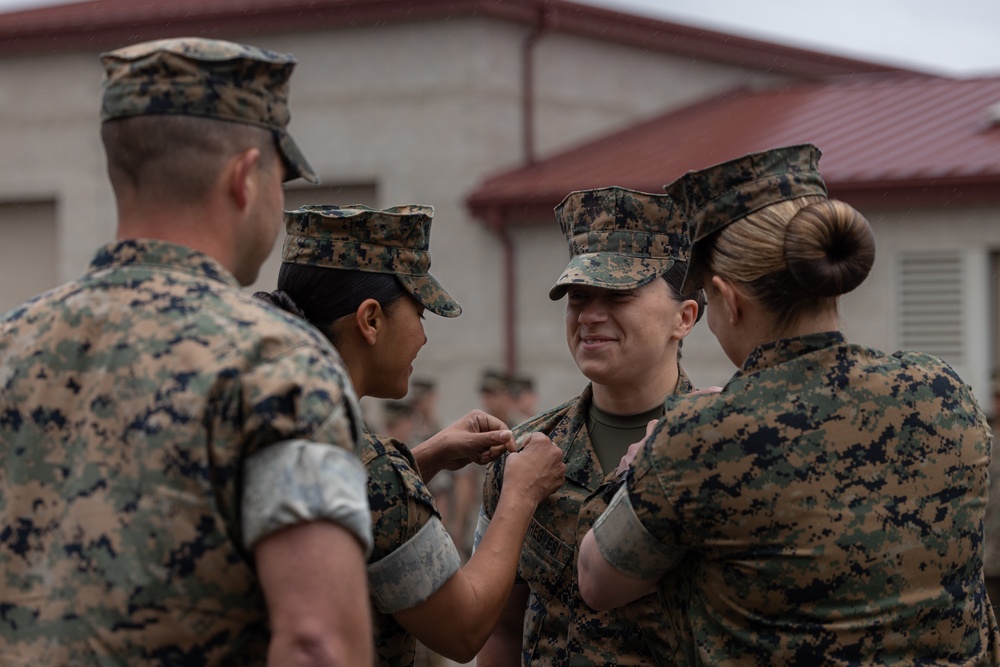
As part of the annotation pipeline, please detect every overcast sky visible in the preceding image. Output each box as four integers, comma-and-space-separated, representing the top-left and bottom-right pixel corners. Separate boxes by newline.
578, 0, 1000, 76
2, 0, 999, 77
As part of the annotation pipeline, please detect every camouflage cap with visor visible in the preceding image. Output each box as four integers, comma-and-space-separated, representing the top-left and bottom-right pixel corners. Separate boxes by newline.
100, 37, 318, 184
664, 143, 828, 293
479, 369, 511, 394
282, 204, 462, 318
549, 186, 689, 300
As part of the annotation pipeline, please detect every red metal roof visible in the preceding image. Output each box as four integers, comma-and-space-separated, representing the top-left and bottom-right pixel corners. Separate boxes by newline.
467, 75, 1000, 223
0, 0, 907, 79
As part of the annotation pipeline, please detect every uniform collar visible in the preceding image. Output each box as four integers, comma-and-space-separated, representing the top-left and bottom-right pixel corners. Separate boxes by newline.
89, 239, 240, 288
675, 365, 694, 396
564, 365, 694, 491
736, 331, 846, 379
562, 384, 605, 491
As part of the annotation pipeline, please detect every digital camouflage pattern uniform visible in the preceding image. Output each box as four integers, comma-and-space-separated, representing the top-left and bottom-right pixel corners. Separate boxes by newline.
593, 144, 1000, 665
282, 205, 462, 667
362, 430, 458, 666
0, 240, 371, 665
599, 333, 1000, 666
983, 372, 1000, 593
0, 39, 370, 666
479, 187, 697, 665
482, 381, 695, 666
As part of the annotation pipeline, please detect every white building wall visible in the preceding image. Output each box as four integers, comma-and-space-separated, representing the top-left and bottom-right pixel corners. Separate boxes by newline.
0, 200, 58, 312
0, 14, 836, 424
253, 19, 792, 418
854, 205, 999, 408
532, 30, 781, 157
0, 51, 110, 281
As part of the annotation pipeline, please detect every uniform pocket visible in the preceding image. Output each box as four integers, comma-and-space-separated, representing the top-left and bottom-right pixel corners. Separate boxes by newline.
518, 517, 573, 596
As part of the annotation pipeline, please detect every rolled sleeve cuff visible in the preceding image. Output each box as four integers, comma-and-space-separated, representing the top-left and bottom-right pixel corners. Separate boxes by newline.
242, 439, 372, 554
592, 484, 684, 579
368, 517, 461, 614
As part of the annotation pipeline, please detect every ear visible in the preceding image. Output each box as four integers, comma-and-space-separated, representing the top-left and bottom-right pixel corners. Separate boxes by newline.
671, 298, 699, 341
711, 275, 742, 326
228, 147, 262, 212
354, 298, 384, 346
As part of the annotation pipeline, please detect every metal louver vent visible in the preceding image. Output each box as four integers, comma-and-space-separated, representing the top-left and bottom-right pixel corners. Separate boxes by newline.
896, 250, 964, 362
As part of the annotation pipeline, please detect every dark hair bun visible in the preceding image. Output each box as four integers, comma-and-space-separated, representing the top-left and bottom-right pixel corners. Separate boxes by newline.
253, 289, 307, 319
783, 199, 875, 297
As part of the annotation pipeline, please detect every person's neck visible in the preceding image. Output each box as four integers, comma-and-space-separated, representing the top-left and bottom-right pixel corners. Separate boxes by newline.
743, 311, 841, 358
591, 363, 678, 416
787, 311, 840, 338
336, 335, 373, 400
116, 205, 239, 278
727, 297, 841, 363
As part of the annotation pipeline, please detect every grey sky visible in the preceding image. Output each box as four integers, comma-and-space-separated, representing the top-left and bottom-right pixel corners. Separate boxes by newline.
2, 0, 999, 77
578, 0, 1000, 76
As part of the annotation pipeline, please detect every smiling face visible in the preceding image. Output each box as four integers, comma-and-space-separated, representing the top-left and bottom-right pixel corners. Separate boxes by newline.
370, 295, 427, 399
565, 279, 691, 398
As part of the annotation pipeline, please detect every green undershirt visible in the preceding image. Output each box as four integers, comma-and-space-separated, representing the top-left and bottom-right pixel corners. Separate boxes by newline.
587, 401, 665, 476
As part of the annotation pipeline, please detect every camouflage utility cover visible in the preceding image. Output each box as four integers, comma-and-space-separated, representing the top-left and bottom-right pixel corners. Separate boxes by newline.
479, 368, 511, 394
361, 430, 459, 666
607, 332, 1000, 665
664, 144, 827, 292
549, 186, 689, 300
101, 37, 317, 183
480, 373, 694, 666
0, 240, 365, 665
283, 204, 461, 318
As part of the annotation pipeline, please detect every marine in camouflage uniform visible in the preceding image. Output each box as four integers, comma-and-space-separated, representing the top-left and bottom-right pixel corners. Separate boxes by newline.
365, 429, 458, 666
282, 205, 462, 666
0, 39, 371, 665
589, 144, 1000, 665
478, 187, 700, 665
